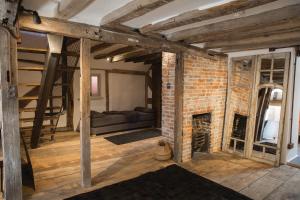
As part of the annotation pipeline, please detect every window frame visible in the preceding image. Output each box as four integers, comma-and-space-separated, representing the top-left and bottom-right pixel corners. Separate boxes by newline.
90, 73, 102, 99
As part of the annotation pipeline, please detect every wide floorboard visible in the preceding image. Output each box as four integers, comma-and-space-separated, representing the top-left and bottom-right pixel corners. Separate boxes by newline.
7, 130, 300, 200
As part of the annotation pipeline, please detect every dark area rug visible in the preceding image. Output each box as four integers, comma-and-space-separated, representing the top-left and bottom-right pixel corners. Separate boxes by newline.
65, 164, 252, 200
105, 129, 161, 145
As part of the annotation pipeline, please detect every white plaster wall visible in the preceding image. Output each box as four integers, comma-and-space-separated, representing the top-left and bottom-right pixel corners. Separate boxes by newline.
72, 56, 151, 130
289, 56, 300, 161
109, 73, 145, 111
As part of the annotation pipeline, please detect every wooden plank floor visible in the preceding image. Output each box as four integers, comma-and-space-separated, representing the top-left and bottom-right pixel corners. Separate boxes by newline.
3, 130, 299, 200
23, 129, 172, 200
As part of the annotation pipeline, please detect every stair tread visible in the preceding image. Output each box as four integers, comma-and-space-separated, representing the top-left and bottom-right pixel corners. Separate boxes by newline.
17, 47, 48, 54
19, 96, 64, 100
20, 125, 56, 131
20, 115, 61, 122
18, 59, 45, 65
20, 107, 61, 112
18, 66, 45, 71
19, 83, 40, 86
19, 83, 70, 87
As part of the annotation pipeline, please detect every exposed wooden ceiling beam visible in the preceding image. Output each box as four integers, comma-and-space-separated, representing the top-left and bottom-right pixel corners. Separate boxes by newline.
56, 0, 95, 19
222, 39, 300, 53
18, 14, 214, 58
167, 4, 300, 42
205, 31, 300, 49
111, 49, 159, 62
94, 46, 138, 60
100, 0, 174, 26
90, 43, 113, 53
187, 18, 300, 44
19, 14, 100, 40
140, 0, 276, 34
126, 53, 160, 63
99, 28, 214, 58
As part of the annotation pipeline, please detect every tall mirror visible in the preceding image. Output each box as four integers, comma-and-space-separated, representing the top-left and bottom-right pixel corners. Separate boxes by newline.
251, 53, 288, 163
253, 88, 283, 157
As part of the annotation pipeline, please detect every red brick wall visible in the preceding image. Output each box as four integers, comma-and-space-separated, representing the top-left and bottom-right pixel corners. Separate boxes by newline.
182, 54, 227, 161
161, 52, 228, 162
161, 52, 176, 147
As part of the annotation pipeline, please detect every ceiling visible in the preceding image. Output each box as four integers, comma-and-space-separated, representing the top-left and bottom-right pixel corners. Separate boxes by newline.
21, 0, 300, 53
22, 0, 233, 27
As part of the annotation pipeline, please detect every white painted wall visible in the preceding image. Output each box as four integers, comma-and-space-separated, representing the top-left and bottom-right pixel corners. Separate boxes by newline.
290, 56, 300, 161
72, 54, 151, 130
109, 73, 145, 111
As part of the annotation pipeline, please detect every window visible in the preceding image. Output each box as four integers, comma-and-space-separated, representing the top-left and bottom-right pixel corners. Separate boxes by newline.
91, 74, 101, 97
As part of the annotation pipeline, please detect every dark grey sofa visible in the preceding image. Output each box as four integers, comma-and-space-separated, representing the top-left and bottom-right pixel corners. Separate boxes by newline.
90, 107, 155, 135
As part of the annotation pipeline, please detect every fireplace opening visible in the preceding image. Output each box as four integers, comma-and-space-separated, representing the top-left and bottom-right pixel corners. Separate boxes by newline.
192, 113, 211, 156
229, 114, 247, 151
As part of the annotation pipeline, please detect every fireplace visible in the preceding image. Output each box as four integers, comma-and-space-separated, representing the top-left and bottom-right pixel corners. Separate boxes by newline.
192, 113, 211, 155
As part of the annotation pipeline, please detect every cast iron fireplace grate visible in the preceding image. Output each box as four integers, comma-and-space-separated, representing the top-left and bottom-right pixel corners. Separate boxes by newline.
192, 113, 211, 155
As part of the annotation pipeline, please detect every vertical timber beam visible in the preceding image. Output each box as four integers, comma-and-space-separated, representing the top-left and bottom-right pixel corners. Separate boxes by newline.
0, 27, 22, 200
145, 71, 149, 108
174, 52, 184, 162
152, 63, 162, 128
105, 70, 109, 111
222, 58, 232, 151
80, 38, 91, 187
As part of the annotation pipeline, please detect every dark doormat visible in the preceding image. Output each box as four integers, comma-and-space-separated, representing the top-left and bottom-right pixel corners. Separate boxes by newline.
104, 129, 161, 145
65, 164, 251, 200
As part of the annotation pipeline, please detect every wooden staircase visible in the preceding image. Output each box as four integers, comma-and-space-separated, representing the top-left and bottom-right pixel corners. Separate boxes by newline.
17, 35, 79, 148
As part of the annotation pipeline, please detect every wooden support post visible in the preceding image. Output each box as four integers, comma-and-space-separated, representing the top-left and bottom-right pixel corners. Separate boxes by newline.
80, 38, 91, 188
0, 27, 22, 200
105, 71, 109, 111
222, 58, 232, 151
174, 53, 184, 162
152, 63, 162, 128
145, 71, 149, 108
